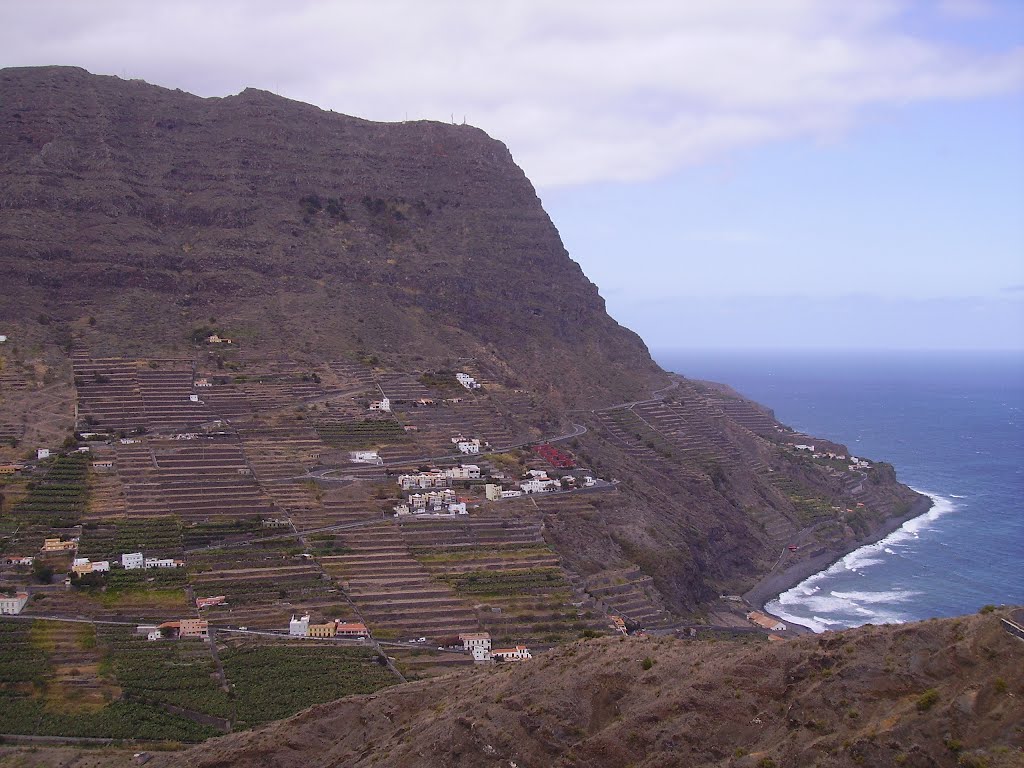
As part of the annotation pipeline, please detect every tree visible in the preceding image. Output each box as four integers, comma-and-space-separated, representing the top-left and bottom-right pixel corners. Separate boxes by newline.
32, 560, 54, 584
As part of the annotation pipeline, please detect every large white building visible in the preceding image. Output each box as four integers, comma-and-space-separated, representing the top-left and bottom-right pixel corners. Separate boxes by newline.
445, 465, 480, 480
454, 437, 481, 455
122, 552, 144, 570
289, 614, 310, 637
492, 645, 532, 661
455, 373, 481, 390
0, 592, 29, 615
520, 478, 560, 494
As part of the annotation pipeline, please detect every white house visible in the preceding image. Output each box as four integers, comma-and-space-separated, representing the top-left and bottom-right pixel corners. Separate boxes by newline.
471, 646, 492, 663
447, 502, 468, 515
492, 645, 532, 661
459, 632, 491, 652
455, 373, 481, 390
351, 450, 382, 465
36, 448, 51, 460
0, 335, 7, 343
485, 484, 503, 501
0, 592, 29, 615
501, 489, 523, 499
144, 557, 179, 569
454, 438, 481, 455
195, 378, 212, 387
520, 478, 560, 494
369, 396, 391, 412
793, 444, 815, 452
189, 394, 200, 403
122, 552, 144, 570
289, 614, 310, 637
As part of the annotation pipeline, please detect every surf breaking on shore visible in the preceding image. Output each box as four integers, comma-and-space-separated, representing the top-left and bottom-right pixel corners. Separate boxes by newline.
766, 490, 956, 633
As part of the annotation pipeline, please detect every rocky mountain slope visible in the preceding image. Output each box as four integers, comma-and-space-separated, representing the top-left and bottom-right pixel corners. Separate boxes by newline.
0, 66, 924, 617
145, 611, 1024, 768
0, 65, 661, 409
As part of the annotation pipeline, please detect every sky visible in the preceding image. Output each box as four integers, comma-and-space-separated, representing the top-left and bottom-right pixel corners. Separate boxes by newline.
2, 0, 1022, 351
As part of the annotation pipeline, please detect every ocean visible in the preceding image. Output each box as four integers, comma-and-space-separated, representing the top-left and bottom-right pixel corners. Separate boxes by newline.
653, 349, 1024, 632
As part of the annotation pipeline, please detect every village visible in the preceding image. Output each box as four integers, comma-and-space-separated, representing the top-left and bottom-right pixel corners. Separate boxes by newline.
0, 336, 895, 740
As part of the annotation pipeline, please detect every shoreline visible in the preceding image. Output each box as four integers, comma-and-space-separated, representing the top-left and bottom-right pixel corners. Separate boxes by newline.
742, 493, 935, 631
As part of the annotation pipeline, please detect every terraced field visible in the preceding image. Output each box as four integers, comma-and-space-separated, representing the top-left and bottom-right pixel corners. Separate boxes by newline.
187, 541, 355, 630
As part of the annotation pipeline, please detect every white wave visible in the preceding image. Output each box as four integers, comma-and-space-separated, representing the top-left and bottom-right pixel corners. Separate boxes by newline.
830, 589, 920, 604
950, 494, 967, 498
763, 601, 836, 633
768, 490, 956, 632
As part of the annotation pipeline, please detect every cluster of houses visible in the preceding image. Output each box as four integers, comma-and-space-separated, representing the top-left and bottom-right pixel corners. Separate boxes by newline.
792, 444, 873, 472
458, 632, 531, 663
394, 466, 482, 516
288, 614, 369, 639
394, 489, 467, 517
485, 470, 597, 501
139, 618, 209, 641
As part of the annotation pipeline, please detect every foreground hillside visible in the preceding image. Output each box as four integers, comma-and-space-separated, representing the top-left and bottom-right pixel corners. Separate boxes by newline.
142, 611, 1023, 768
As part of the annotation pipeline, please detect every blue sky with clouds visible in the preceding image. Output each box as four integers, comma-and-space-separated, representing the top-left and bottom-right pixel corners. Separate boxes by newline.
2, 0, 1022, 350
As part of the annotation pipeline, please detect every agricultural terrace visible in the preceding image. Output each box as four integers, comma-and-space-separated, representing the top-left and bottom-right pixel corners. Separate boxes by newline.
187, 540, 356, 629
10, 452, 90, 527
0, 620, 218, 742
220, 642, 397, 728
78, 517, 183, 561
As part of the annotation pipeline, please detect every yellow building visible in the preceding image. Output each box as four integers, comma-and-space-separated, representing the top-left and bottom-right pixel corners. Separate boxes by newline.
308, 622, 337, 638
41, 538, 77, 553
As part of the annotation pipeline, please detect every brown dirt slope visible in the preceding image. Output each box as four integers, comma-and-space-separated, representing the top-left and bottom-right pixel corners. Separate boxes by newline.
148, 610, 1024, 768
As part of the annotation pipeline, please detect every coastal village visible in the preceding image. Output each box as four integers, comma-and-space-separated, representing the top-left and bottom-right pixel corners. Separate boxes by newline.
0, 333, 905, 739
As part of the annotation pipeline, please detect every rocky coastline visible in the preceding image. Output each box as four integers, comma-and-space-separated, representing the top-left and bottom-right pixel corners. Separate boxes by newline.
744, 492, 935, 630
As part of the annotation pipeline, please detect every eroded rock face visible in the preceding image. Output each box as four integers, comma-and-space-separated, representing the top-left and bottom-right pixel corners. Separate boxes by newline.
0, 65, 662, 407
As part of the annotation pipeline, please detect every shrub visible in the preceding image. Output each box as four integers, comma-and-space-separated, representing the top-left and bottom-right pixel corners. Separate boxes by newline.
641, 657, 654, 671
916, 688, 940, 711
979, 605, 996, 614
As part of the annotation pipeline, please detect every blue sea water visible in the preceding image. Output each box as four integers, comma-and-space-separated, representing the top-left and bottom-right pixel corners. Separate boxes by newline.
653, 349, 1024, 632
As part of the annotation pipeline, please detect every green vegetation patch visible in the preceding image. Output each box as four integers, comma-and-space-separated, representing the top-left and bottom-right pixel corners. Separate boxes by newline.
11, 453, 89, 526
314, 418, 407, 448
79, 517, 183, 561
0, 621, 218, 741
101, 626, 232, 719
441, 568, 567, 597
182, 517, 269, 549
221, 644, 397, 728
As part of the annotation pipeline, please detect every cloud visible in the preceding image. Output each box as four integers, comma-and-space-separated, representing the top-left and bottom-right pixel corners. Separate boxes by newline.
1, 0, 1022, 186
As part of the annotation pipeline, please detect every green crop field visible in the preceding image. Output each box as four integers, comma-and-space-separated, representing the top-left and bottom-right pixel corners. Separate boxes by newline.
221, 643, 398, 728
